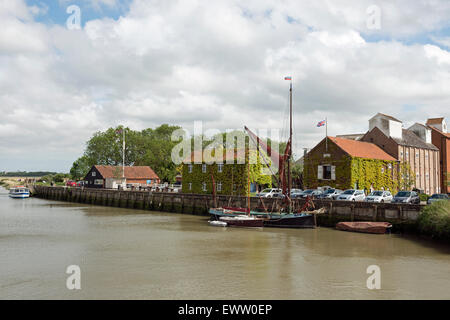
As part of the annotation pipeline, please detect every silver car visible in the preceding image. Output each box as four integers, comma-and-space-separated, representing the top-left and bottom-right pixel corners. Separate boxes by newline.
337, 189, 366, 201
427, 194, 449, 204
318, 188, 343, 200
365, 190, 393, 203
258, 188, 282, 198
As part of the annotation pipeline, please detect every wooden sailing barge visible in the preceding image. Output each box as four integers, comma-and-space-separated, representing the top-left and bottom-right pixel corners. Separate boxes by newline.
209, 78, 321, 228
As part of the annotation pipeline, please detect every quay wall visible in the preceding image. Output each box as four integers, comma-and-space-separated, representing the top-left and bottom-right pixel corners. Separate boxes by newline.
33, 186, 422, 231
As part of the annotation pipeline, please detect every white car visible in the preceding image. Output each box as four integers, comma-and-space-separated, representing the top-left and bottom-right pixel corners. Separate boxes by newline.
337, 189, 366, 201
365, 191, 393, 203
258, 188, 282, 198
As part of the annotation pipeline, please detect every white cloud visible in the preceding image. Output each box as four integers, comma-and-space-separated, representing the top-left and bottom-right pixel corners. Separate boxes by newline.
0, 0, 450, 171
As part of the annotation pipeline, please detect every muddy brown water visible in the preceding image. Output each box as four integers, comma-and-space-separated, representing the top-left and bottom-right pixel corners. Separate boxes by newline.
0, 187, 449, 299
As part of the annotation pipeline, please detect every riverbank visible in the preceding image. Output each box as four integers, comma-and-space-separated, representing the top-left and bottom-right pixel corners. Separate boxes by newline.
32, 185, 445, 241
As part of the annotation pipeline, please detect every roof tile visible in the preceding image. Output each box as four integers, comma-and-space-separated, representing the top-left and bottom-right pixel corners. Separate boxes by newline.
95, 165, 159, 180
328, 136, 396, 161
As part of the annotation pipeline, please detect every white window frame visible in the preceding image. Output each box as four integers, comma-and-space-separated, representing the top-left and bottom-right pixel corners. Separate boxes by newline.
202, 182, 207, 192
188, 182, 192, 191
217, 164, 223, 173
202, 164, 207, 173
92, 171, 96, 177
188, 164, 193, 173
217, 182, 222, 192
318, 165, 335, 180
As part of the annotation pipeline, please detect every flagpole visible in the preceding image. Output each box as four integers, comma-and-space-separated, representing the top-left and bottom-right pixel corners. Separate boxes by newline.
325, 117, 328, 152
123, 127, 125, 179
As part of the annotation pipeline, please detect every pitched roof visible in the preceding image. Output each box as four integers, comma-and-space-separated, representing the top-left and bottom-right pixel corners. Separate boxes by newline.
336, 133, 365, 141
94, 165, 159, 179
328, 136, 396, 161
392, 129, 439, 150
426, 117, 444, 125
370, 113, 402, 123
428, 125, 450, 138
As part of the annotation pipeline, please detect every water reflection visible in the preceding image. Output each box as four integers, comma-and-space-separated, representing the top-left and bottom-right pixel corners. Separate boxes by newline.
0, 190, 449, 300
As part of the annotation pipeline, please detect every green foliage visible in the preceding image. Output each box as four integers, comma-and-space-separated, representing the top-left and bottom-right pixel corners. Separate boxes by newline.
419, 193, 430, 201
181, 149, 272, 195
303, 144, 399, 192
70, 155, 92, 180
0, 171, 57, 177
350, 158, 399, 193
398, 162, 415, 191
417, 200, 450, 241
71, 124, 182, 183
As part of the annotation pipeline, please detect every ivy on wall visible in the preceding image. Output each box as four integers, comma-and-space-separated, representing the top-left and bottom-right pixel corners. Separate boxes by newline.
304, 152, 408, 193
181, 149, 272, 195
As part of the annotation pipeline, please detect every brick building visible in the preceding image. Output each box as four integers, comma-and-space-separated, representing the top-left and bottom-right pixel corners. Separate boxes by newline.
360, 113, 440, 194
303, 136, 398, 192
84, 165, 160, 189
426, 118, 450, 193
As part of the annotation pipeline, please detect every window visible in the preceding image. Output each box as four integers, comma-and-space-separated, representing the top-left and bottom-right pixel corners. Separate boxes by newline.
415, 151, 419, 158
400, 151, 403, 158
94, 179, 103, 185
381, 167, 385, 173
217, 164, 223, 173
202, 182, 207, 191
406, 151, 409, 158
188, 183, 192, 191
202, 164, 207, 173
318, 165, 335, 180
388, 163, 392, 170
217, 182, 222, 192
92, 171, 96, 177
188, 164, 193, 173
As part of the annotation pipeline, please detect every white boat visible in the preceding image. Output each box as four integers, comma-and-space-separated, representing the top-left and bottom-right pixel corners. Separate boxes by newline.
208, 220, 228, 227
9, 186, 30, 199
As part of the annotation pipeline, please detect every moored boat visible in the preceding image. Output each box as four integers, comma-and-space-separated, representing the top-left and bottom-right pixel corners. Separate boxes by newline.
219, 215, 264, 228
336, 222, 392, 234
9, 186, 30, 199
263, 213, 315, 228
208, 220, 228, 227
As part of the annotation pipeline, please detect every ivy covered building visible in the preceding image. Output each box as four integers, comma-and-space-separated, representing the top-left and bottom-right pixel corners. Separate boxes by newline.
303, 136, 401, 193
181, 149, 272, 195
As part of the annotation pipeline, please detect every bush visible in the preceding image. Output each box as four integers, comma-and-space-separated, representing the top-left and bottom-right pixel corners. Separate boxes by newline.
417, 200, 450, 241
419, 193, 430, 202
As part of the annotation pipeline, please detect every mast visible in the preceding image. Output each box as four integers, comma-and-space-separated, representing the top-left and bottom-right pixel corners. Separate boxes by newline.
288, 81, 292, 213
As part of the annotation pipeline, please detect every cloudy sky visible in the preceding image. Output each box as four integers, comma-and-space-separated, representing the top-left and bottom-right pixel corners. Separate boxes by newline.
1, 0, 449, 172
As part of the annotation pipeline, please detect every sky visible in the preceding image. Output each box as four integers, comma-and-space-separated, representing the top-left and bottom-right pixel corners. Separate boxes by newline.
0, 0, 449, 172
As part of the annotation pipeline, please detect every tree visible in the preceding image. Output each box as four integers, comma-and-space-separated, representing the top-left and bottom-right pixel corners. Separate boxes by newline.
70, 155, 92, 180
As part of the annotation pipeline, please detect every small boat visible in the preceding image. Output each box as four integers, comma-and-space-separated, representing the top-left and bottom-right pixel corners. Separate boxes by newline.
336, 222, 392, 234
208, 220, 227, 227
263, 213, 315, 228
219, 215, 264, 228
9, 186, 30, 199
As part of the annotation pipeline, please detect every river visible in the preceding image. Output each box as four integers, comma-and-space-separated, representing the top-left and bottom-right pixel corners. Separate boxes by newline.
0, 186, 449, 299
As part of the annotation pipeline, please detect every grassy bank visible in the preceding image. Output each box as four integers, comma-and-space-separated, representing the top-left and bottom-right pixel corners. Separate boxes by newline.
417, 200, 450, 242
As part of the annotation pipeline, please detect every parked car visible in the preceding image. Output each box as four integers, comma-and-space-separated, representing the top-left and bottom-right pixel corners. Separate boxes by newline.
392, 191, 420, 204
365, 190, 393, 203
300, 189, 323, 198
272, 192, 286, 199
318, 188, 343, 200
337, 189, 366, 201
76, 181, 85, 187
66, 180, 77, 187
290, 189, 303, 198
258, 188, 282, 198
427, 193, 449, 204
